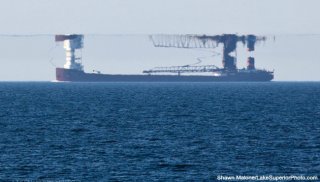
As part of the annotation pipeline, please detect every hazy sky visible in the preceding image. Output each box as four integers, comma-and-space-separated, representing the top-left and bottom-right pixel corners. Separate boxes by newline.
1, 0, 320, 35
0, 0, 320, 81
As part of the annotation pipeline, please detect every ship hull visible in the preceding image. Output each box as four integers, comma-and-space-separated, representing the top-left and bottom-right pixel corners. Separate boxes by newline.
56, 68, 273, 82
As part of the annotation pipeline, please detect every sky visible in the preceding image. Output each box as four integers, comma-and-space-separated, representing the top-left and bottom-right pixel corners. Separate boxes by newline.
0, 0, 320, 81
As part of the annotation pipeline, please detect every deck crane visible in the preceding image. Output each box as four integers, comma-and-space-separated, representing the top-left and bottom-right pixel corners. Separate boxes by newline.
144, 34, 267, 75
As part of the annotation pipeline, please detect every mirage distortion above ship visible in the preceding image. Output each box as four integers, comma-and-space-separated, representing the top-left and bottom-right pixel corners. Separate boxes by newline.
55, 34, 274, 82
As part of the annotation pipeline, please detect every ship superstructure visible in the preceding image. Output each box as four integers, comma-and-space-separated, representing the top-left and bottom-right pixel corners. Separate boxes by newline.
55, 34, 84, 71
146, 34, 270, 76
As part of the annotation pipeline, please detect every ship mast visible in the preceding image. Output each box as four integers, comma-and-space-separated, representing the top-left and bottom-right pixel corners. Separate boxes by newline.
55, 34, 84, 71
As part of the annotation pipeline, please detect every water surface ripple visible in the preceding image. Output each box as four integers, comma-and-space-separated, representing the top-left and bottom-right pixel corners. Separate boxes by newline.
0, 82, 319, 181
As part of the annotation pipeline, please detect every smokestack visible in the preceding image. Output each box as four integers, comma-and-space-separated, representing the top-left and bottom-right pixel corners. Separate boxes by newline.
247, 57, 255, 70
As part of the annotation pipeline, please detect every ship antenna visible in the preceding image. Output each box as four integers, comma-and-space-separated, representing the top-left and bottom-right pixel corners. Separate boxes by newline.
48, 58, 57, 68
47, 43, 62, 68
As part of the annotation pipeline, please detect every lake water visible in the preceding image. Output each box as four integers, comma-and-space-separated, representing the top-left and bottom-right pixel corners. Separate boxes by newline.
0, 82, 319, 181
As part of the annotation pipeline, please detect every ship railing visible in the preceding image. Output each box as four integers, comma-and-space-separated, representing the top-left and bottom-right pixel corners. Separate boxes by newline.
143, 65, 223, 74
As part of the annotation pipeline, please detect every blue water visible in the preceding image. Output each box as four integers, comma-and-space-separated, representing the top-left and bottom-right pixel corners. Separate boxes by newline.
0, 82, 319, 181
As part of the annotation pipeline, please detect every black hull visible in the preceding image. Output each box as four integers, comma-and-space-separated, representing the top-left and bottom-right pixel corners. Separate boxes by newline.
56, 68, 273, 82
